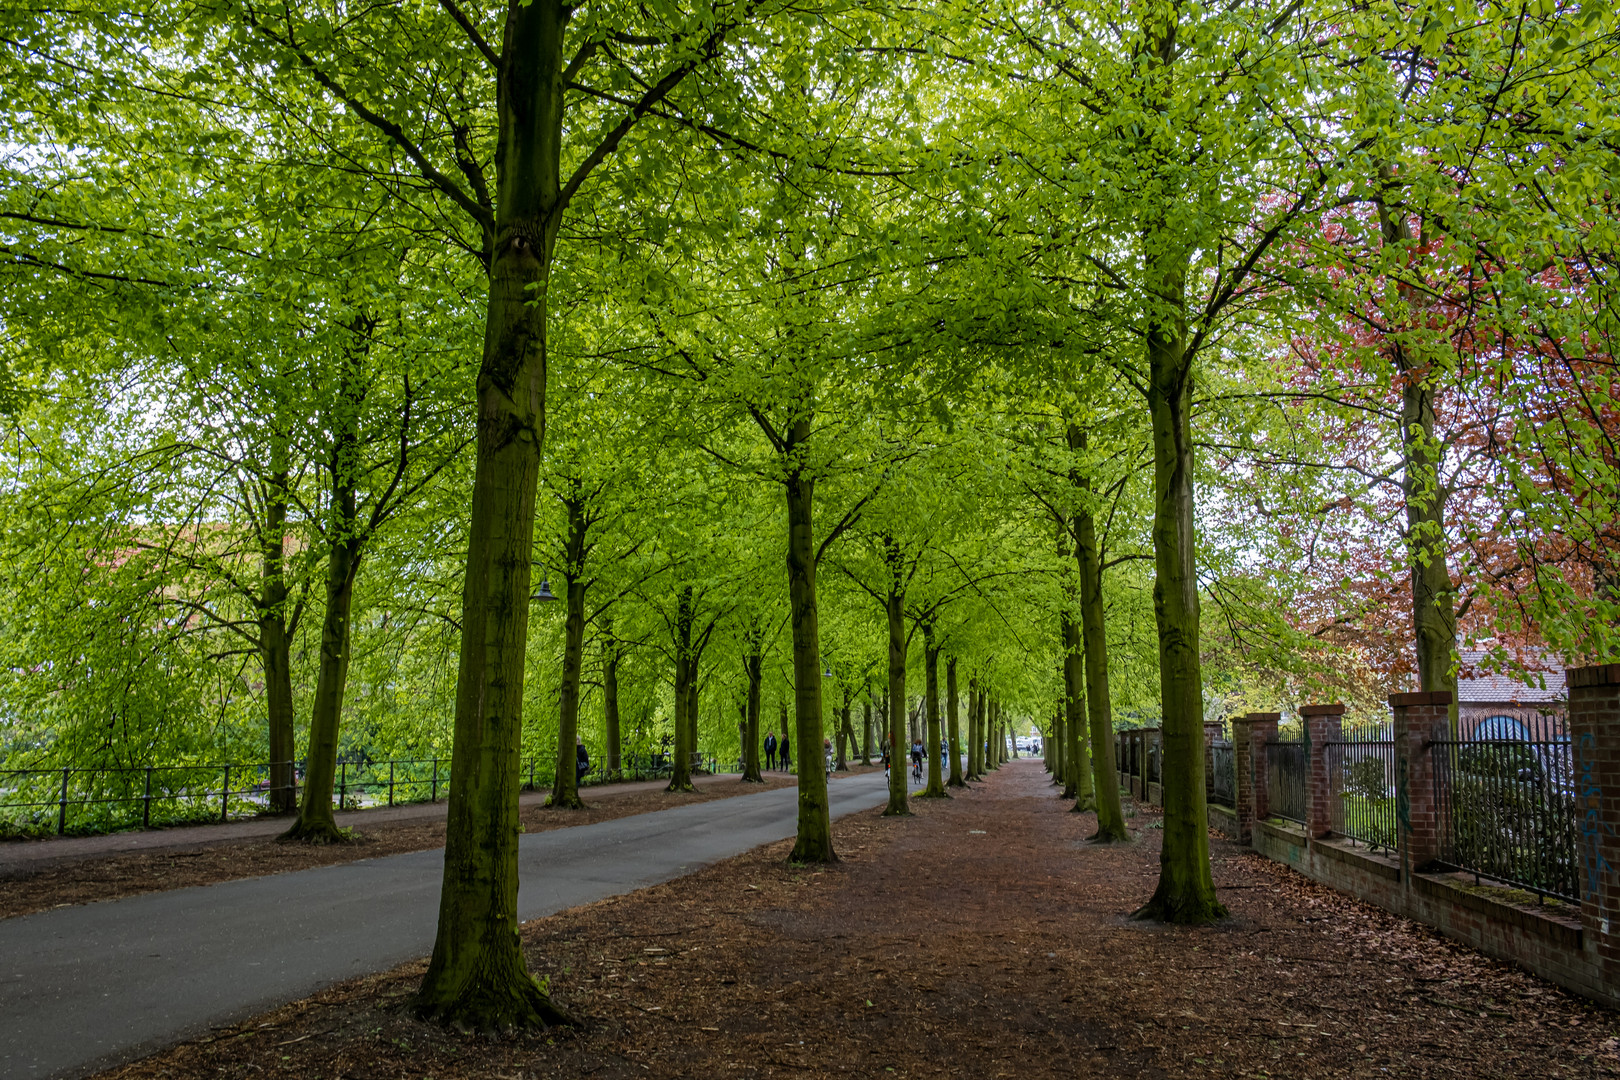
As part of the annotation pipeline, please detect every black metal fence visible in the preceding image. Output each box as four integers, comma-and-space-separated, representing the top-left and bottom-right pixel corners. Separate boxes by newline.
1324, 725, 1397, 852
1431, 721, 1577, 902
1, 751, 728, 837
1210, 740, 1235, 807
1265, 740, 1307, 823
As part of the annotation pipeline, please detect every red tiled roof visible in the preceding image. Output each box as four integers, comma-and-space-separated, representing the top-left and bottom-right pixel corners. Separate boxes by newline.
1456, 649, 1566, 704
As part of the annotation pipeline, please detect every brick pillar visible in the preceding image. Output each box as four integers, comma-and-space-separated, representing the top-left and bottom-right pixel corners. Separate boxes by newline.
1301, 704, 1345, 839
1203, 721, 1224, 798
1391, 690, 1451, 874
1231, 712, 1279, 844
1569, 663, 1620, 1001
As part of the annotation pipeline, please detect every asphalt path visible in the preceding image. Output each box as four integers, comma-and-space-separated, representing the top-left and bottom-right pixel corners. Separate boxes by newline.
0, 771, 891, 1080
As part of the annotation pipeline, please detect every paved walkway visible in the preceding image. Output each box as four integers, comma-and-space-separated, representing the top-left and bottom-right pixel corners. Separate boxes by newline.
0, 771, 890, 1080
0, 771, 769, 875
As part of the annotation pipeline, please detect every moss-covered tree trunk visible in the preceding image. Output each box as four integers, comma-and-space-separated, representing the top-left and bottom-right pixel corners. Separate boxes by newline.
964, 677, 980, 780
1051, 695, 1066, 786
835, 687, 852, 771
986, 697, 1001, 770
1134, 15, 1221, 918
414, 0, 572, 1028
783, 419, 834, 861
1076, 485, 1128, 842
945, 657, 965, 787
919, 622, 948, 798
1377, 172, 1460, 733
549, 488, 589, 808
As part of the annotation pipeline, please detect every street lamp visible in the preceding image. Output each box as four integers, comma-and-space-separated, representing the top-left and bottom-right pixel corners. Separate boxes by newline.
531, 578, 558, 603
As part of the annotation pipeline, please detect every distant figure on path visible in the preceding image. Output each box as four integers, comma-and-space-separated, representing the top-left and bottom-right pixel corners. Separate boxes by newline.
576, 741, 590, 784
764, 731, 778, 771
780, 733, 792, 772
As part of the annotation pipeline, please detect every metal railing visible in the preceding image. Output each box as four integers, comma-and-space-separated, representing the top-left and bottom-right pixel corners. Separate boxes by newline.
1210, 741, 1235, 807
1323, 726, 1396, 852
1265, 740, 1307, 823
1431, 729, 1577, 902
2, 751, 730, 837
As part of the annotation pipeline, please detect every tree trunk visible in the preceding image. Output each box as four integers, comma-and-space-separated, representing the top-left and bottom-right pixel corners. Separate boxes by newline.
919, 622, 948, 798
986, 697, 1001, 770
1378, 170, 1460, 733
1061, 611, 1095, 810
945, 657, 965, 787
784, 426, 834, 861
860, 691, 873, 765
286, 357, 365, 845
741, 645, 764, 782
603, 625, 621, 778
1075, 467, 1128, 841
415, 0, 570, 1029
965, 678, 980, 780
549, 489, 589, 808
883, 562, 910, 816
259, 454, 296, 816
686, 675, 700, 772
1135, 15, 1222, 920
668, 587, 697, 792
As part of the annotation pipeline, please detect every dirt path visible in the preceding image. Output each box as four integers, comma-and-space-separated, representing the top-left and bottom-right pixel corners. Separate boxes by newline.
0, 770, 821, 920
95, 760, 1617, 1080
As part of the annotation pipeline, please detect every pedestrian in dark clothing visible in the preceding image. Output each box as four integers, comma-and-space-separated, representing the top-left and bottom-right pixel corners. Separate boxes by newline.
575, 741, 590, 784
764, 731, 778, 771
780, 733, 792, 772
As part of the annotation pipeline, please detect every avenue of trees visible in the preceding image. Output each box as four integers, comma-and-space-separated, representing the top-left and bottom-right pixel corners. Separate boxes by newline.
2, 0, 1616, 1029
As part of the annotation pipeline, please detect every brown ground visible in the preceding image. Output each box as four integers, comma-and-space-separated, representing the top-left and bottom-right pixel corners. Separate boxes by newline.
0, 771, 804, 920
87, 759, 1616, 1080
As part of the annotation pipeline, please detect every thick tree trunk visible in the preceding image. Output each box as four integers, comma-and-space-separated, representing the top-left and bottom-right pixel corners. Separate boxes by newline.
883, 573, 910, 815
741, 647, 764, 782
686, 676, 700, 772
835, 686, 851, 771
260, 457, 296, 816
549, 491, 589, 808
784, 433, 834, 861
1051, 694, 1066, 786
1135, 75, 1222, 919
945, 657, 965, 787
603, 627, 621, 778
415, 0, 569, 1029
1075, 479, 1128, 841
986, 697, 1001, 770
919, 623, 948, 798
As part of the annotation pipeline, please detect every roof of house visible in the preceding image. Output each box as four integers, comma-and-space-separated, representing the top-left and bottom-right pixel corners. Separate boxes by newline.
1456, 649, 1566, 704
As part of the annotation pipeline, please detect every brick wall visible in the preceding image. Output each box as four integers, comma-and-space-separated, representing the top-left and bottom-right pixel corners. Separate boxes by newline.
1216, 675, 1620, 1009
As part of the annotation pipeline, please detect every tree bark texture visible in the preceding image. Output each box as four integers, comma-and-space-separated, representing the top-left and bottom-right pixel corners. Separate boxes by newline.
1135, 17, 1222, 919
784, 425, 834, 861
603, 627, 621, 777
883, 568, 910, 815
741, 645, 764, 782
416, 0, 571, 1028
259, 455, 296, 816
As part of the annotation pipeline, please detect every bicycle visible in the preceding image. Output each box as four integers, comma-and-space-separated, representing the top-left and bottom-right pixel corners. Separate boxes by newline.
910, 756, 923, 783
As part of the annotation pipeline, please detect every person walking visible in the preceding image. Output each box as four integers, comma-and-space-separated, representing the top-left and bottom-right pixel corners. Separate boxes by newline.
780, 732, 792, 773
764, 730, 778, 771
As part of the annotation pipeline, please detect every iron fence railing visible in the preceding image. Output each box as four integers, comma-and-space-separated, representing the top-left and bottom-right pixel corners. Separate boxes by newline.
1432, 727, 1577, 903
1265, 740, 1307, 823
1210, 741, 1235, 807
1, 751, 727, 837
1323, 726, 1396, 852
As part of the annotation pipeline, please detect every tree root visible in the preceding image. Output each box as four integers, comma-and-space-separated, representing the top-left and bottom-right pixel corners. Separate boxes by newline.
1130, 888, 1228, 925
278, 819, 354, 845
545, 791, 586, 810
414, 974, 575, 1033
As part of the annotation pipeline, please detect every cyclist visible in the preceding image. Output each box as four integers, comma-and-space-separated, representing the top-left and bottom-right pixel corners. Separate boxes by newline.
910, 737, 924, 782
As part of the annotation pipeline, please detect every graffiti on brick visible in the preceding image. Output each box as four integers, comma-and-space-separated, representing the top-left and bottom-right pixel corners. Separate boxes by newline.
1579, 732, 1614, 902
